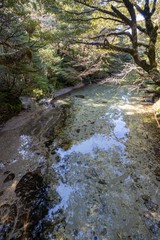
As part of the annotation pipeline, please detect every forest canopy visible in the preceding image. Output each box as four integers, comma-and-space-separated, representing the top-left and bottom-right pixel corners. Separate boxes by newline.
0, 0, 159, 114
48, 0, 160, 81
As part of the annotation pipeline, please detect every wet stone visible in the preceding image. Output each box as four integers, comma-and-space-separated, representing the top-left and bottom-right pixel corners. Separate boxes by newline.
154, 167, 160, 177
76, 128, 80, 133
15, 172, 45, 202
132, 233, 146, 240
0, 190, 4, 196
74, 95, 85, 98
3, 171, 10, 175
0, 171, 49, 240
93, 236, 98, 240
98, 179, 107, 185
156, 176, 160, 181
150, 223, 159, 235
143, 198, 159, 211
3, 173, 15, 183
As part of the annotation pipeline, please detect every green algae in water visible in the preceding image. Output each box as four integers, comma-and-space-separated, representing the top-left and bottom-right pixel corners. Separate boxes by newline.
46, 85, 160, 240
143, 116, 152, 123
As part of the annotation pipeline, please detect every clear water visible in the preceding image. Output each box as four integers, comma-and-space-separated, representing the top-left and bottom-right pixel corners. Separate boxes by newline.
47, 85, 160, 240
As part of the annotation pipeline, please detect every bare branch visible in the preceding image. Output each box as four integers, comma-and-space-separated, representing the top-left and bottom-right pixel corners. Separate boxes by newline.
108, 31, 132, 39
144, 0, 150, 12
134, 3, 144, 16
111, 5, 131, 25
64, 9, 95, 15
123, 0, 136, 22
137, 24, 147, 34
72, 40, 103, 47
70, 16, 124, 24
71, 39, 134, 54
151, 0, 157, 15
74, 0, 117, 17
103, 37, 134, 54
88, 30, 131, 40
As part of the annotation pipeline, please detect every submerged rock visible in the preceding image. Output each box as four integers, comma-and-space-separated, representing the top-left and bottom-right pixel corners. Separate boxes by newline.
0, 171, 48, 240
3, 173, 15, 183
74, 94, 85, 98
47, 84, 160, 239
154, 167, 160, 181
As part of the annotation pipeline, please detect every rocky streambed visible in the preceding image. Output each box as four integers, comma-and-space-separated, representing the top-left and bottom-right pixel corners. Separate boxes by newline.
0, 84, 160, 240
0, 101, 70, 239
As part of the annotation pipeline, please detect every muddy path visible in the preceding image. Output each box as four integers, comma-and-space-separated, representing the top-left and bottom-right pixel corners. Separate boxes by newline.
0, 84, 160, 240
46, 84, 160, 240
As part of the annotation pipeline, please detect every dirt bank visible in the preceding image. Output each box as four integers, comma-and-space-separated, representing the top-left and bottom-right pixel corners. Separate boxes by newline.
0, 99, 71, 239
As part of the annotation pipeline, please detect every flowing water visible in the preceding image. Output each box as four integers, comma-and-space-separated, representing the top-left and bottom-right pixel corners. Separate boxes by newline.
46, 84, 160, 240
0, 84, 160, 240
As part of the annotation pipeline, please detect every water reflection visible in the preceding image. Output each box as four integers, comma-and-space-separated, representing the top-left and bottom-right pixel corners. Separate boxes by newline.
49, 181, 74, 216
49, 103, 131, 232
18, 135, 34, 159
48, 87, 159, 239
56, 133, 126, 158
18, 134, 45, 164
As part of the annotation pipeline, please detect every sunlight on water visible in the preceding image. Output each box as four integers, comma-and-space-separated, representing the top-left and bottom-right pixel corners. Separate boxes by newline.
56, 133, 126, 159
18, 135, 34, 159
48, 181, 75, 218
18, 135, 45, 164
46, 86, 160, 239
49, 102, 131, 222
113, 115, 129, 140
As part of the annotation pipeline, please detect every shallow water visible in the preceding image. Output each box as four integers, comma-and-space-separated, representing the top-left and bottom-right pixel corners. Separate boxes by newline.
47, 85, 160, 240
1, 84, 160, 240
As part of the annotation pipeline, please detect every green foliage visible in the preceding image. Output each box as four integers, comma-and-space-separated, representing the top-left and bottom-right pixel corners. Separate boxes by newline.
47, 0, 160, 79
0, 92, 23, 123
3, 0, 158, 123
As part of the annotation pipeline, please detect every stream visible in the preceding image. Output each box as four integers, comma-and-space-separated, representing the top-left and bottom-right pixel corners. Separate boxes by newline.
45, 84, 160, 240
0, 84, 160, 240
